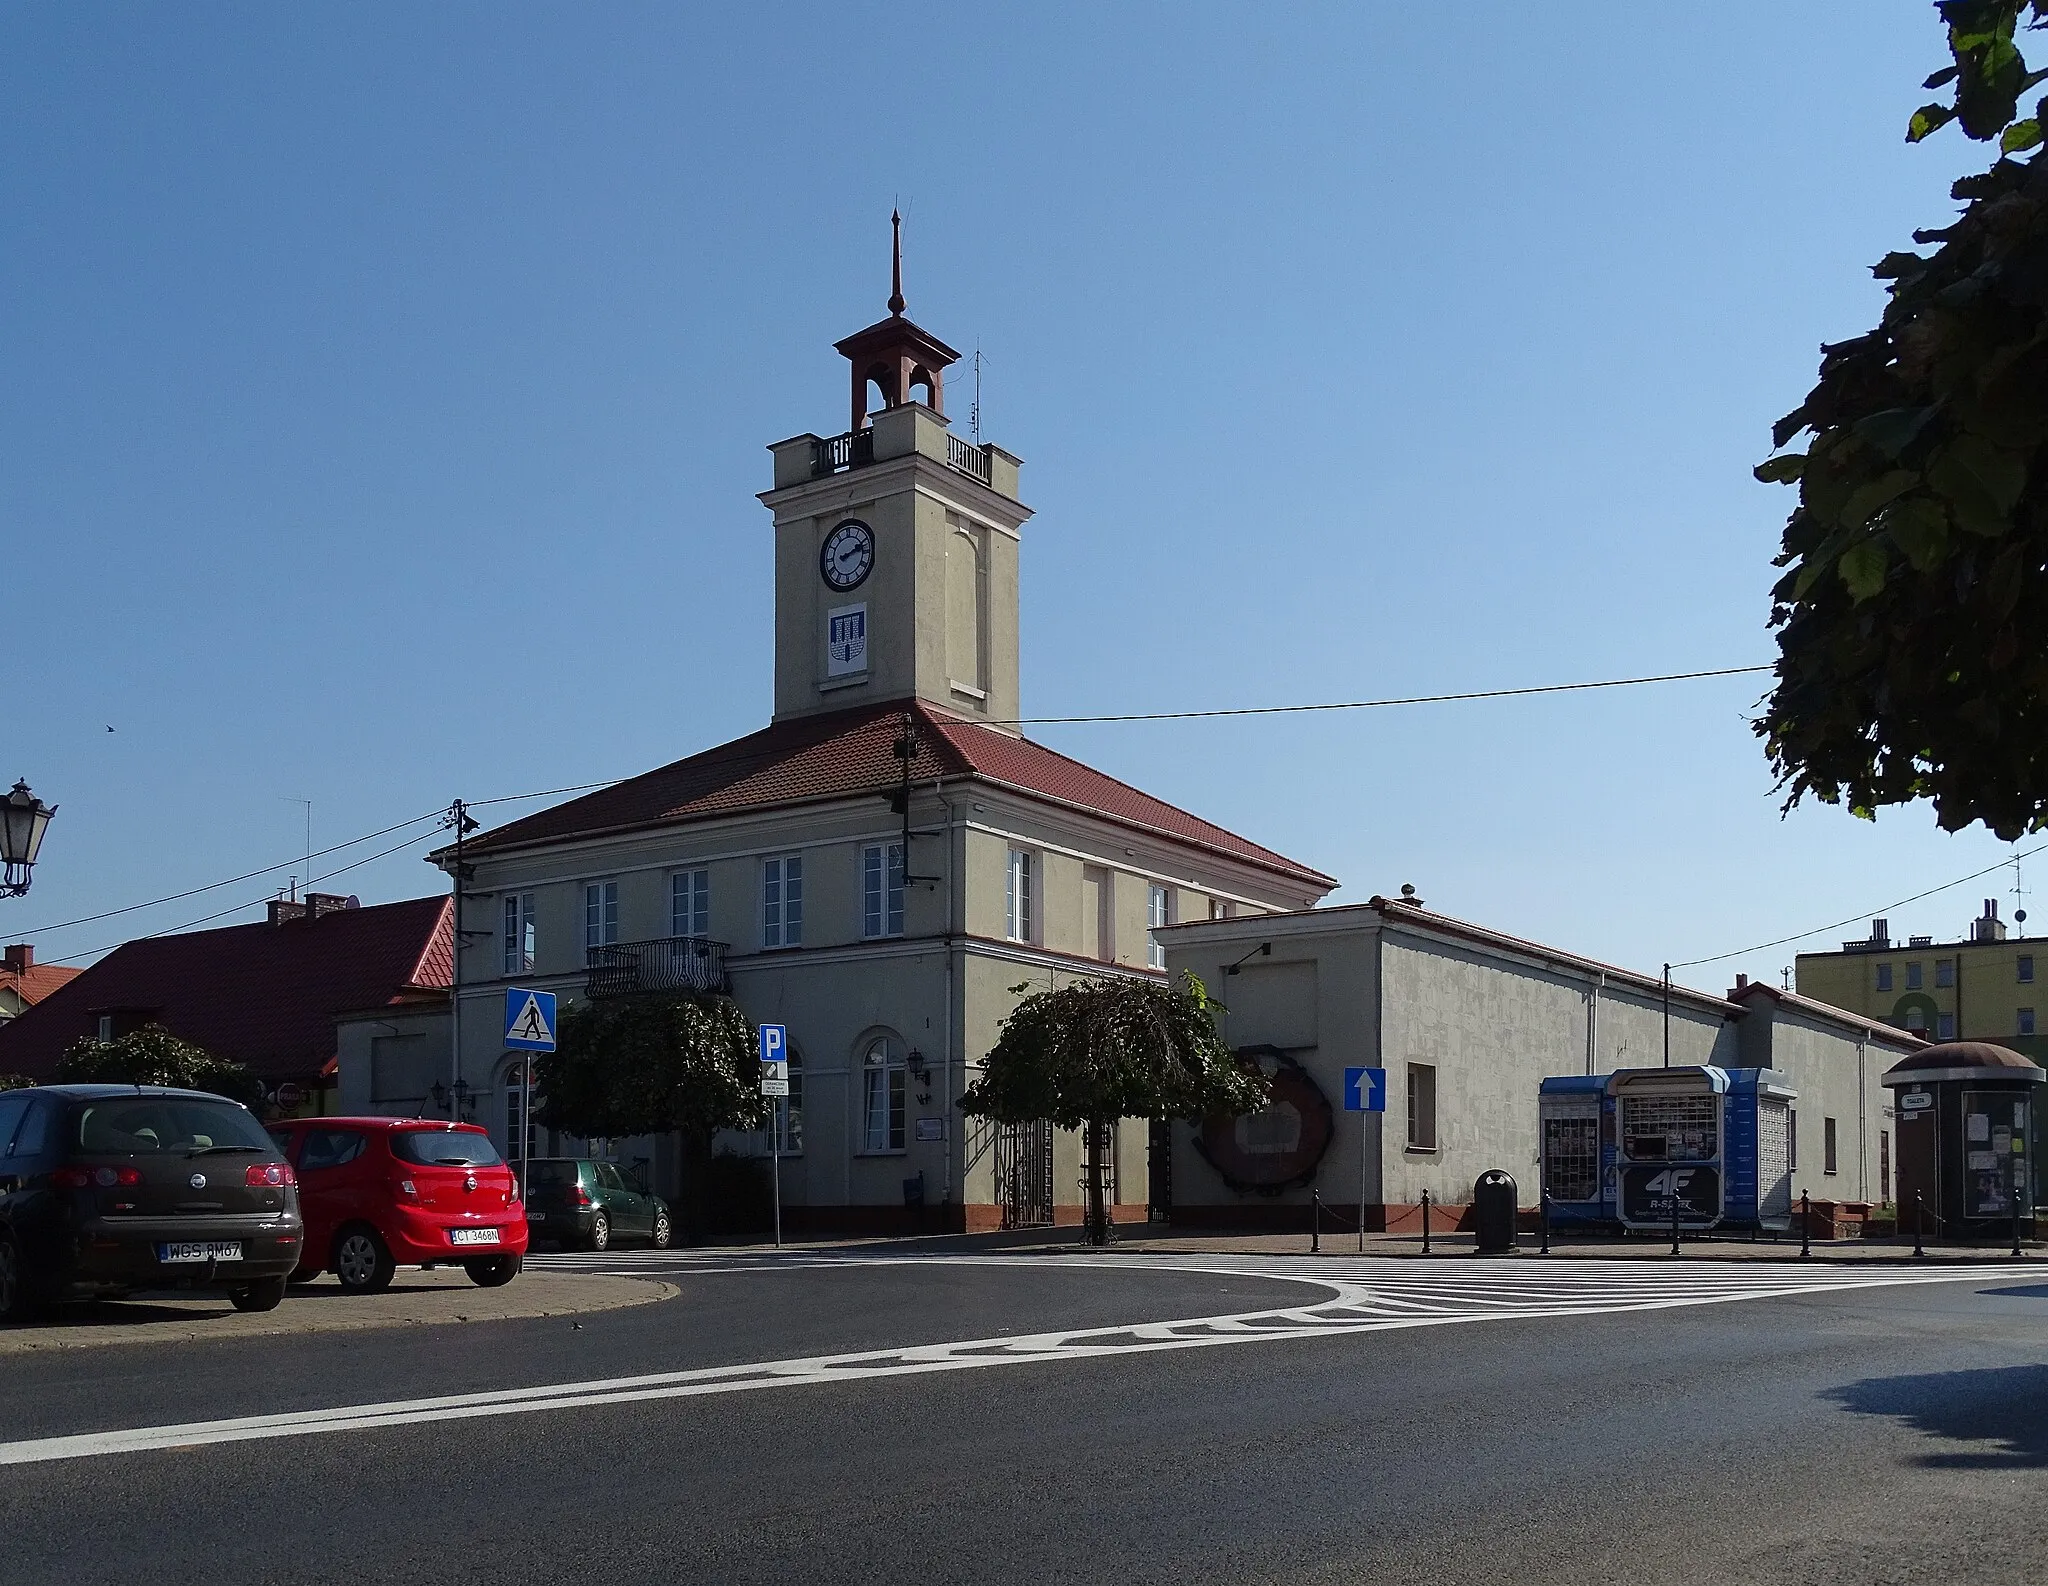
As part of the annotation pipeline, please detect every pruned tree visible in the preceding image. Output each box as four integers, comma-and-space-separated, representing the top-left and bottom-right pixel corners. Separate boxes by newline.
55, 1025, 266, 1108
534, 994, 767, 1242
1757, 2, 2048, 838
959, 972, 1269, 1245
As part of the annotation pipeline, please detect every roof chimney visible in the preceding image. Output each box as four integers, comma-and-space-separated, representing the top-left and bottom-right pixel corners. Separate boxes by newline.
1734, 973, 1748, 991
268, 898, 310, 927
2, 944, 29, 973
1872, 917, 1889, 944
306, 892, 355, 919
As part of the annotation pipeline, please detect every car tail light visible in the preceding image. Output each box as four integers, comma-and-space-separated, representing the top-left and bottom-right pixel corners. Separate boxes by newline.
245, 1162, 297, 1188
51, 1167, 91, 1189
571, 1183, 592, 1206
94, 1166, 144, 1187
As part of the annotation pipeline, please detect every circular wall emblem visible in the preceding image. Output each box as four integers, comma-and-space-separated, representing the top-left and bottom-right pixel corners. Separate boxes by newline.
189, 1173, 207, 1189
1194, 1046, 1336, 1195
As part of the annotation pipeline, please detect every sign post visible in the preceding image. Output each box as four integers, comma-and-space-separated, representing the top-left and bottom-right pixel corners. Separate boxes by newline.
759, 1024, 789, 1250
1343, 1067, 1387, 1253
504, 989, 559, 1202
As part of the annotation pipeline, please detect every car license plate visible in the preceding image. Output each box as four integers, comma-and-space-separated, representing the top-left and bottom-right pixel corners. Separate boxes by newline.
157, 1242, 244, 1264
449, 1227, 501, 1246
525, 1212, 545, 1223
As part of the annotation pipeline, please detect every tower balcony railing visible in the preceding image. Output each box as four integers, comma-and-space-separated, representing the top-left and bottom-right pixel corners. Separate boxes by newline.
811, 429, 875, 477
946, 434, 993, 486
585, 935, 731, 999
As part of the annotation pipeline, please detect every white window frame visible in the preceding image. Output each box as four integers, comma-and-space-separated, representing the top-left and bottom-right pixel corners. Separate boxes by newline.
502, 893, 536, 976
583, 881, 620, 951
862, 843, 905, 939
763, 855, 804, 950
1147, 883, 1174, 970
860, 1035, 906, 1153
771, 1052, 804, 1155
1005, 849, 1035, 944
670, 868, 709, 940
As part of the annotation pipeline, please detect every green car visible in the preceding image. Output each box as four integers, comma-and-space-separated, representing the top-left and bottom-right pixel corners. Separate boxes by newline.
521, 1159, 672, 1252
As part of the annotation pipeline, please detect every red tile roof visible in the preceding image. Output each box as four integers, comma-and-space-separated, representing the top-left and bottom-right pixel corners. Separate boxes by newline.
0, 949, 81, 1012
0, 896, 452, 1085
461, 699, 1334, 888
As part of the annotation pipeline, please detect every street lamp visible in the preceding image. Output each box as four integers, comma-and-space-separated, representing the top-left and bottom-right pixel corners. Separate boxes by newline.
0, 780, 56, 898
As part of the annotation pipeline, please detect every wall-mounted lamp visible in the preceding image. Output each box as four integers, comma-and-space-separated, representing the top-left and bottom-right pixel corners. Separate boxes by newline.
1224, 942, 1272, 977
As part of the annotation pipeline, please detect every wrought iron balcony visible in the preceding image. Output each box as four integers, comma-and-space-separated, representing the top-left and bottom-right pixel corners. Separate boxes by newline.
585, 935, 731, 999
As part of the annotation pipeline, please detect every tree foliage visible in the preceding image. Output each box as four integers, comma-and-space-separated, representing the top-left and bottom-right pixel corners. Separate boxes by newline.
535, 994, 767, 1142
958, 972, 1268, 1131
55, 1025, 264, 1107
1758, 1, 2048, 838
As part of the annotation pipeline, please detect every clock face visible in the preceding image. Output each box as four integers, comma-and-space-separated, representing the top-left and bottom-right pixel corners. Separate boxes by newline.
820, 518, 875, 591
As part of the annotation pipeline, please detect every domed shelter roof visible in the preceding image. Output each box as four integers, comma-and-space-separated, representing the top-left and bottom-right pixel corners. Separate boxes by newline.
1882, 1041, 2045, 1087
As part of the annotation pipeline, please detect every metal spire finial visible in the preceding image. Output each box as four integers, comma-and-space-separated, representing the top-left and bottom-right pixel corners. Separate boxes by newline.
888, 208, 906, 316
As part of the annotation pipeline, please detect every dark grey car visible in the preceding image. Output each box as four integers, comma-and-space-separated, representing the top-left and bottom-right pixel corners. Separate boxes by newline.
521, 1158, 671, 1251
0, 1084, 305, 1318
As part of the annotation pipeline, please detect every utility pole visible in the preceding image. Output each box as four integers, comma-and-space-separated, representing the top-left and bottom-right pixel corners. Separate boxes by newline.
446, 799, 479, 1120
1662, 964, 1672, 1068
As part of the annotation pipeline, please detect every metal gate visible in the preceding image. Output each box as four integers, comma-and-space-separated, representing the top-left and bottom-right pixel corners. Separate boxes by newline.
996, 1119, 1054, 1229
1757, 1096, 1793, 1222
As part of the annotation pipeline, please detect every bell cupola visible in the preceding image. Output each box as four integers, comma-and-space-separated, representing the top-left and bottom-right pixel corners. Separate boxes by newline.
833, 211, 962, 431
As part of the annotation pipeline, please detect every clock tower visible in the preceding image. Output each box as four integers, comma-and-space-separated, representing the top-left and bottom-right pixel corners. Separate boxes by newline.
760, 215, 1029, 732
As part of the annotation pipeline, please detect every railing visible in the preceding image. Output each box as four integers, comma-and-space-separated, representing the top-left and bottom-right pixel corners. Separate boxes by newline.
811, 429, 875, 478
585, 935, 730, 999
947, 435, 993, 486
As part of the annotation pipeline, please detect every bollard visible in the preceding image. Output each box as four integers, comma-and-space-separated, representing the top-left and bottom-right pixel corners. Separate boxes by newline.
2014, 1162, 2024, 1259
1670, 1173, 1681, 1258
1914, 1189, 1926, 1259
1800, 1190, 1811, 1259
1421, 1188, 1432, 1255
1540, 1188, 1551, 1256
1312, 1190, 1322, 1255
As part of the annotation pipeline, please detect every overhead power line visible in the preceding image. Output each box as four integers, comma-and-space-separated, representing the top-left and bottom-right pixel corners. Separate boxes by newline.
1670, 840, 2048, 971
998, 665, 1773, 725
16, 661, 1776, 957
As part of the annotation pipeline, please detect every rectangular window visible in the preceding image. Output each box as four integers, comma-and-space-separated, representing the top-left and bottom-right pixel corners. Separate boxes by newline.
1875, 963, 1893, 993
502, 893, 536, 975
1005, 849, 1034, 943
1880, 1129, 1891, 1203
762, 855, 804, 949
862, 843, 905, 939
2021, 955, 2036, 984
1823, 1116, 1838, 1175
1936, 959, 1954, 988
1906, 962, 1923, 990
583, 882, 619, 950
1788, 1107, 1799, 1173
1209, 898, 1234, 921
2020, 1007, 2036, 1037
1406, 1063, 1438, 1151
1938, 1012, 1957, 1040
669, 868, 709, 939
1147, 884, 1173, 970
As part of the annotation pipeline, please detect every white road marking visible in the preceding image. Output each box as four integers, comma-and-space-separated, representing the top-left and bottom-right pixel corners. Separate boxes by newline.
0, 1256, 2029, 1467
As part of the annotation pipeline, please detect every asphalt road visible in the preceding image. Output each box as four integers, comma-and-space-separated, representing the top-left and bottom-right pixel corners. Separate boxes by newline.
0, 1253, 2042, 1586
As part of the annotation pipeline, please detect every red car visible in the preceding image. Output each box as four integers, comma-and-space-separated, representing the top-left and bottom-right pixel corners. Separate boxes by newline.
267, 1117, 528, 1292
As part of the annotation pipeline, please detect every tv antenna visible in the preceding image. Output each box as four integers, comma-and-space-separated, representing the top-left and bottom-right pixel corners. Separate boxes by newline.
2013, 853, 2029, 938
970, 347, 986, 440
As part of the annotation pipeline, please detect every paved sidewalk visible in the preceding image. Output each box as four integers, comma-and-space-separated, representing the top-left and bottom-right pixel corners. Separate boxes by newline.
0, 1268, 671, 1354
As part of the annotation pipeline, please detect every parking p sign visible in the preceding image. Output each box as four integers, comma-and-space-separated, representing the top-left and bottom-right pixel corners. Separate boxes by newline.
758, 1023, 788, 1092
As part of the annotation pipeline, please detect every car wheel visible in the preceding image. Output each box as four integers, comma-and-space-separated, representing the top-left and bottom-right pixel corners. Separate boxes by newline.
588, 1211, 610, 1253
229, 1276, 288, 1313
464, 1255, 521, 1288
650, 1209, 672, 1249
0, 1233, 38, 1323
332, 1226, 396, 1294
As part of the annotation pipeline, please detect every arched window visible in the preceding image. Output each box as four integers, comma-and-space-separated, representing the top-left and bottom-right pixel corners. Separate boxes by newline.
861, 1034, 906, 1152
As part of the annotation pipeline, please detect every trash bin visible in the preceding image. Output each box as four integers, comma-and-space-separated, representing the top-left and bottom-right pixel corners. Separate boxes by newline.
1473, 1169, 1519, 1253
902, 1172, 925, 1209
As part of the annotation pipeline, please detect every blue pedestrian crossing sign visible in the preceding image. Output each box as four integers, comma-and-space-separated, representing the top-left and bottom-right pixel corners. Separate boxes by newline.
1344, 1066, 1387, 1113
504, 988, 558, 1052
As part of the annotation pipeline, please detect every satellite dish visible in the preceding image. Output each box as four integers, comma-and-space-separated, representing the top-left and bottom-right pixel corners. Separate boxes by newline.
344, 895, 360, 910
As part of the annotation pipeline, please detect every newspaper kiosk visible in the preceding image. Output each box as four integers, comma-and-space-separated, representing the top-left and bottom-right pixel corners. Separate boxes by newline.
1540, 1067, 1796, 1233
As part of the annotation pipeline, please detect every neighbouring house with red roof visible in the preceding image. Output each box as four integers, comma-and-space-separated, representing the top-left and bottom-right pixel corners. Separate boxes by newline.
410, 246, 1336, 1233
0, 895, 451, 1107
0, 945, 82, 1027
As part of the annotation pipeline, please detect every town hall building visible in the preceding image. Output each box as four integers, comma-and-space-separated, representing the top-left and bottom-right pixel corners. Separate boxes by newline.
375, 232, 1336, 1231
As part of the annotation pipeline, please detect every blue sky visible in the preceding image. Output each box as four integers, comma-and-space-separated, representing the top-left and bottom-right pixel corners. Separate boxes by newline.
3, 3, 2031, 988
